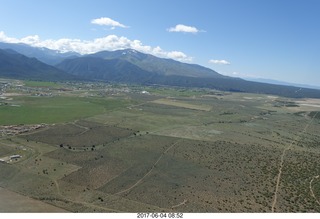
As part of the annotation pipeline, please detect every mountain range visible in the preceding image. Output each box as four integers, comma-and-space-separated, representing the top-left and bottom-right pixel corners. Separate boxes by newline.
0, 48, 77, 81
0, 42, 79, 65
87, 49, 225, 78
0, 42, 320, 98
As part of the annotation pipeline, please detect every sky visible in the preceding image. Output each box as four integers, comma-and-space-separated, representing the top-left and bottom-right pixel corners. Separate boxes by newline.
0, 0, 319, 86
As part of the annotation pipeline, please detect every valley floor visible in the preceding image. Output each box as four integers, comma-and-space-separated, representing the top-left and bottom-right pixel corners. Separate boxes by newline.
1, 80, 320, 212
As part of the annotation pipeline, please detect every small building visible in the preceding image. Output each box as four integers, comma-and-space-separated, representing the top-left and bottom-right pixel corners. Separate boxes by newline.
141, 91, 150, 95
10, 155, 22, 160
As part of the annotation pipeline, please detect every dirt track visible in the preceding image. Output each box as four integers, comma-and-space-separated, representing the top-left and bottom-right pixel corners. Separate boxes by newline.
271, 112, 319, 212
309, 175, 320, 206
115, 139, 181, 195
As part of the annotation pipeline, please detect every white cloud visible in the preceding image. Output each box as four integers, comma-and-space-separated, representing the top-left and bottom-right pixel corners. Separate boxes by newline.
0, 31, 19, 43
167, 24, 199, 33
167, 51, 193, 62
21, 35, 41, 45
91, 17, 128, 28
209, 59, 231, 65
0, 31, 192, 62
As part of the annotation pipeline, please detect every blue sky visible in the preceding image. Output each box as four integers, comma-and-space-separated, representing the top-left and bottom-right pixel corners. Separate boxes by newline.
0, 0, 319, 86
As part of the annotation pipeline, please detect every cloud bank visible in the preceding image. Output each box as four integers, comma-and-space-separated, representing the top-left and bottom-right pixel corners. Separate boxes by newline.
209, 59, 231, 65
0, 31, 192, 62
91, 17, 128, 29
167, 24, 199, 33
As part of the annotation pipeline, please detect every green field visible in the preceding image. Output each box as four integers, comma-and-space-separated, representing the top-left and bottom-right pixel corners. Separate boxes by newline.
1, 80, 320, 212
0, 96, 129, 125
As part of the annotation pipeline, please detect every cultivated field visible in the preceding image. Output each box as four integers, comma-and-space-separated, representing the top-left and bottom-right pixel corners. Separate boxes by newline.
1, 80, 320, 212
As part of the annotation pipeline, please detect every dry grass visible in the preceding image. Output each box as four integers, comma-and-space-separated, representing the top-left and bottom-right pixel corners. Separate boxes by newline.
0, 187, 68, 212
152, 98, 212, 111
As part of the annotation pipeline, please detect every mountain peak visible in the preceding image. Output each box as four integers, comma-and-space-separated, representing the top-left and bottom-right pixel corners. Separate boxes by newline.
122, 49, 138, 54
120, 49, 141, 56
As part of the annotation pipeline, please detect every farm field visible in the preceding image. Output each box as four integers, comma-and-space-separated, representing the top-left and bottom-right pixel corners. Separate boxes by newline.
1, 79, 320, 212
0, 187, 68, 212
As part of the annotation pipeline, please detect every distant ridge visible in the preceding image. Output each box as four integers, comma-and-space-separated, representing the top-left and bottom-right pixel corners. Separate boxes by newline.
243, 77, 320, 90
